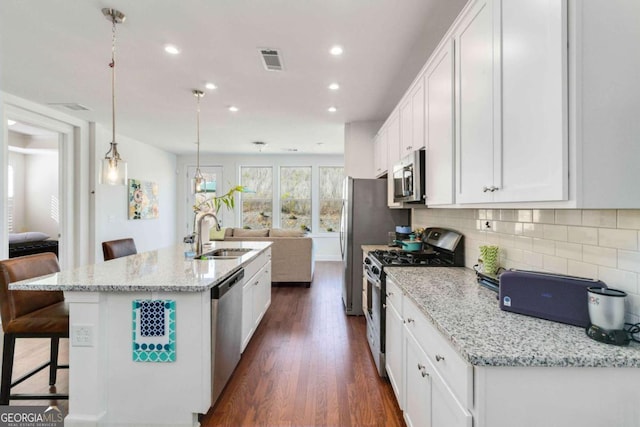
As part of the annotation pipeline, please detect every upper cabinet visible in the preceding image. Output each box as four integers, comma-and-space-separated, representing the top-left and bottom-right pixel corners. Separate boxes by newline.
455, 0, 567, 204
424, 39, 455, 206
387, 110, 402, 166
378, 0, 640, 208
400, 79, 425, 155
374, 131, 387, 178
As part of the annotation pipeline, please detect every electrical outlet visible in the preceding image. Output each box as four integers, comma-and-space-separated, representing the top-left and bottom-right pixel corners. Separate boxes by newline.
71, 324, 94, 347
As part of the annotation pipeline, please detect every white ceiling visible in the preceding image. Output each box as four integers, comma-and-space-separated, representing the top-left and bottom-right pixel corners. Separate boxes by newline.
0, 0, 466, 155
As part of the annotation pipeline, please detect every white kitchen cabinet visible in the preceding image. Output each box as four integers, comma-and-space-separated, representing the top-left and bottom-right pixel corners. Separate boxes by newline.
387, 276, 472, 427
424, 39, 455, 206
253, 261, 271, 327
455, 0, 568, 204
454, 0, 497, 204
241, 249, 272, 352
400, 79, 425, 155
404, 330, 432, 427
374, 131, 387, 178
387, 110, 401, 167
385, 280, 404, 409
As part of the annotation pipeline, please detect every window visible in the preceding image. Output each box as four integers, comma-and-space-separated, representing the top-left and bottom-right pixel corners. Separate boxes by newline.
240, 167, 272, 229
7, 165, 14, 232
319, 167, 344, 232
280, 167, 311, 232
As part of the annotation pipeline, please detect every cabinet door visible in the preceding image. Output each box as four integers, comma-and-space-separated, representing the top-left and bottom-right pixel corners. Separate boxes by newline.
400, 96, 413, 154
455, 0, 496, 204
374, 132, 387, 177
431, 364, 473, 427
411, 80, 425, 151
425, 39, 455, 206
400, 81, 426, 155
253, 263, 271, 328
241, 280, 254, 352
404, 329, 432, 427
387, 110, 401, 166
495, 0, 567, 202
385, 298, 404, 409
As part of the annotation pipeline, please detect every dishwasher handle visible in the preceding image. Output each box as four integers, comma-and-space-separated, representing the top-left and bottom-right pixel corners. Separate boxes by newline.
211, 268, 245, 299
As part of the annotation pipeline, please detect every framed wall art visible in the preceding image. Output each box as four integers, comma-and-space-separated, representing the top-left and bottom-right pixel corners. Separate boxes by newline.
128, 179, 159, 220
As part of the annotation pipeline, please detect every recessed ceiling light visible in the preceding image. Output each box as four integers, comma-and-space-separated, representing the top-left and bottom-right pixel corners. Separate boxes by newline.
205, 82, 217, 90
330, 45, 343, 56
164, 44, 180, 55
7, 120, 16, 126
327, 106, 337, 113
228, 106, 239, 112
285, 148, 298, 152
328, 83, 340, 91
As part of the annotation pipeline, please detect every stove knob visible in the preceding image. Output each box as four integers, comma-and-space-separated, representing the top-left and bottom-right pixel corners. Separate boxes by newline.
364, 257, 371, 265
372, 266, 380, 275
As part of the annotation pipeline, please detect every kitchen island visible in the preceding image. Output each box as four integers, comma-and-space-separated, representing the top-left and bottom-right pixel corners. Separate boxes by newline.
9, 241, 272, 427
385, 267, 640, 427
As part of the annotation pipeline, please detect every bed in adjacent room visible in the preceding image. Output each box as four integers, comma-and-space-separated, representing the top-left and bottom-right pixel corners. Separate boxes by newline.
8, 232, 58, 258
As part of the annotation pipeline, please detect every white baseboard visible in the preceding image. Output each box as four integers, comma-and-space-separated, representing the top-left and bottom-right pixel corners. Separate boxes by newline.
314, 256, 342, 262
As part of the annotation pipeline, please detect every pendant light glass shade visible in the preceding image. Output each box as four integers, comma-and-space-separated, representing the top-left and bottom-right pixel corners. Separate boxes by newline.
100, 8, 127, 186
193, 89, 206, 194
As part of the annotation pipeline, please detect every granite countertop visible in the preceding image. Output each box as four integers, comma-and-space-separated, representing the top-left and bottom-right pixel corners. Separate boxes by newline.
385, 267, 640, 368
9, 241, 272, 293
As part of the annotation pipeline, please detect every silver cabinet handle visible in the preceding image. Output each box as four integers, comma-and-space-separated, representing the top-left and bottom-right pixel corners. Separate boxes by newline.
406, 318, 415, 324
386, 292, 394, 297
435, 354, 445, 362
417, 363, 429, 377
254, 281, 259, 286
406, 145, 412, 151
491, 186, 499, 192
482, 186, 490, 193
382, 303, 387, 309
483, 185, 500, 192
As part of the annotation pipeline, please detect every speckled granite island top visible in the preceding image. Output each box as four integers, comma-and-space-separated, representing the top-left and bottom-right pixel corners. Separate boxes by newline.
385, 267, 640, 368
9, 241, 272, 292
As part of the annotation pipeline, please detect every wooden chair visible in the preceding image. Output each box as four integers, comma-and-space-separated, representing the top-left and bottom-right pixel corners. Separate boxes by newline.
0, 252, 69, 405
102, 238, 137, 261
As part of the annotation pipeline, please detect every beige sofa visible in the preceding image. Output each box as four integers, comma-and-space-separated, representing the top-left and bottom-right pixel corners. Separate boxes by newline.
220, 228, 314, 286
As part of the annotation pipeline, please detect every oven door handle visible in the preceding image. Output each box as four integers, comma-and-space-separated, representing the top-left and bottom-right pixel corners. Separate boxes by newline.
365, 269, 381, 288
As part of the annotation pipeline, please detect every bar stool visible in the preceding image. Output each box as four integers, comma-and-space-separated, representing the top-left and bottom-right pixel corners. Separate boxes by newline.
102, 238, 137, 261
0, 252, 69, 405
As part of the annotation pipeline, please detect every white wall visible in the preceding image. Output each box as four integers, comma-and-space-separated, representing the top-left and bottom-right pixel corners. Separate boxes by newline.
344, 120, 381, 179
93, 124, 178, 261
413, 208, 640, 326
176, 153, 344, 261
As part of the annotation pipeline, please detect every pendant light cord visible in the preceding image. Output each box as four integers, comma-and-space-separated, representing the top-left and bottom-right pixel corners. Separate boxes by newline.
110, 15, 117, 149
196, 91, 201, 170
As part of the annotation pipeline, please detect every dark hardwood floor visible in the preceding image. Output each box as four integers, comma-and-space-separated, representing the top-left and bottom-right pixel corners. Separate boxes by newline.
7, 261, 404, 426
203, 261, 405, 427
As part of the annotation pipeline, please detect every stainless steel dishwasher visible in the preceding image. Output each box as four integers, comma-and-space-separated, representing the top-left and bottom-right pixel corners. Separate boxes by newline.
211, 268, 244, 405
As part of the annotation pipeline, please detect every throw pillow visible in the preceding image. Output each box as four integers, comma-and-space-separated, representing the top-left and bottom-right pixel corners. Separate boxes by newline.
233, 228, 269, 237
269, 229, 305, 238
209, 227, 226, 241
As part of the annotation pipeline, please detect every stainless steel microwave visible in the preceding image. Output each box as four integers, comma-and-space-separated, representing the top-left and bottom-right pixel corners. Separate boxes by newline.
392, 150, 425, 203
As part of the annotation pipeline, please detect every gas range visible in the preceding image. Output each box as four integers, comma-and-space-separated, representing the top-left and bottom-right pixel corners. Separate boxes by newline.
363, 227, 464, 377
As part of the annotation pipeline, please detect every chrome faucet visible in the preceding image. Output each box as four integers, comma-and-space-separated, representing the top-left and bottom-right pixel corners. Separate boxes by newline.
195, 212, 220, 256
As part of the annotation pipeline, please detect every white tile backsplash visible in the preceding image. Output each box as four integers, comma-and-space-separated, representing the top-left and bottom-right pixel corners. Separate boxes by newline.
598, 228, 638, 250
413, 208, 640, 321
583, 210, 617, 228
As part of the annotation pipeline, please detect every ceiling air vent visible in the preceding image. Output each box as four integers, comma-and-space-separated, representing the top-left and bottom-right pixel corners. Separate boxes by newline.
259, 48, 283, 71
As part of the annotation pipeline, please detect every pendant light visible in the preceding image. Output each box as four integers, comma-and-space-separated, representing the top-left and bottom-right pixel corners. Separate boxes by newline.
100, 8, 127, 185
193, 89, 206, 193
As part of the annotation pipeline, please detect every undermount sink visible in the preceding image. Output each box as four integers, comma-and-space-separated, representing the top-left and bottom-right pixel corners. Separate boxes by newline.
200, 248, 253, 259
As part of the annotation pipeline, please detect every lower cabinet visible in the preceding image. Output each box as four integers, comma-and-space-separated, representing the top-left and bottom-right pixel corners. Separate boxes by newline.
386, 277, 472, 427
241, 251, 272, 353
385, 291, 404, 409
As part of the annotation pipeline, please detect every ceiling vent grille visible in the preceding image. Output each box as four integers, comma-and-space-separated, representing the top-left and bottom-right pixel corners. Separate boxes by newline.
259, 48, 283, 71
47, 103, 91, 111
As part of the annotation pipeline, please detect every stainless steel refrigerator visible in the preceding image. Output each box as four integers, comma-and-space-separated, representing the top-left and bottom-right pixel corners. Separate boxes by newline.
340, 177, 410, 315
